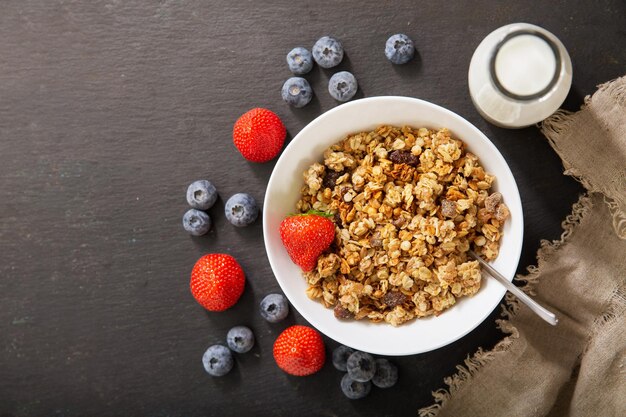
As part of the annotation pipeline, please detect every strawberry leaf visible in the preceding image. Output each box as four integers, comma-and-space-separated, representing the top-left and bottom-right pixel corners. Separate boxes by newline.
287, 210, 334, 218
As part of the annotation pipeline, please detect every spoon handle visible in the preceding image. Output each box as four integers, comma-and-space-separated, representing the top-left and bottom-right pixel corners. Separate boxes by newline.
469, 251, 558, 326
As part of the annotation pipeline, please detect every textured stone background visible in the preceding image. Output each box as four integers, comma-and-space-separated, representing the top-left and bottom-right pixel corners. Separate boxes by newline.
1, 1, 624, 416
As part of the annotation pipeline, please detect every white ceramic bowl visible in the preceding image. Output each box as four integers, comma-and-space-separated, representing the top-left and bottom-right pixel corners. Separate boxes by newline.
263, 96, 523, 356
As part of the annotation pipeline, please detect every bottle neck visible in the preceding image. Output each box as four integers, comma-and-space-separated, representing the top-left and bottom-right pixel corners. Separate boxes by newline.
489, 29, 562, 101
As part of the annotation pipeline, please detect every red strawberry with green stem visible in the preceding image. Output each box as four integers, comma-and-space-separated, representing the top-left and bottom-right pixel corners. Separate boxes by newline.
279, 211, 335, 272
190, 254, 245, 312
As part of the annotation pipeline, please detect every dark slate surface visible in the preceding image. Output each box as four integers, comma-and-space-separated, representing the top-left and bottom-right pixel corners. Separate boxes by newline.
1, 1, 624, 416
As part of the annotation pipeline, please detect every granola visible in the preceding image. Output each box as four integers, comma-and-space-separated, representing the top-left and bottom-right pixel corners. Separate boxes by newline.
296, 125, 510, 326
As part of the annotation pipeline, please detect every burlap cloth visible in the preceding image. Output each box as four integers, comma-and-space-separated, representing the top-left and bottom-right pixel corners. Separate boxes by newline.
419, 76, 626, 417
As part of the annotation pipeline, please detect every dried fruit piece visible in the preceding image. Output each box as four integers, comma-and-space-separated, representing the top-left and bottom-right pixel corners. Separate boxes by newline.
485, 192, 502, 212
495, 203, 510, 221
392, 217, 406, 228
383, 291, 407, 307
389, 150, 419, 166
441, 199, 457, 218
334, 304, 353, 319
323, 170, 345, 189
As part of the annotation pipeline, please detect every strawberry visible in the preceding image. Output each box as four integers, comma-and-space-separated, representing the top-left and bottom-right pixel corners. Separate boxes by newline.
273, 325, 326, 376
279, 211, 335, 272
233, 108, 286, 162
190, 254, 245, 312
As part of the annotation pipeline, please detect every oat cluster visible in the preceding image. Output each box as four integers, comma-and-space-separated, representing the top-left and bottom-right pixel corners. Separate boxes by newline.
296, 125, 509, 326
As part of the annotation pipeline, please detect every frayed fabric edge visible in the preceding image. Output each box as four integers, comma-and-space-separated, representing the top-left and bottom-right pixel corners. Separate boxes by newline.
540, 76, 626, 240
418, 194, 594, 417
605, 196, 626, 241
591, 75, 626, 107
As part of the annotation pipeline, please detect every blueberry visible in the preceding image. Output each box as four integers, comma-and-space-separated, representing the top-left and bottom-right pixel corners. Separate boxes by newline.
332, 345, 355, 371
182, 209, 211, 236
224, 193, 258, 227
202, 345, 233, 377
312, 36, 344, 68
371, 358, 398, 388
286, 47, 314, 75
328, 71, 358, 102
385, 33, 415, 65
186, 180, 218, 210
226, 326, 255, 353
340, 373, 371, 400
346, 351, 376, 382
259, 293, 289, 323
281, 77, 313, 108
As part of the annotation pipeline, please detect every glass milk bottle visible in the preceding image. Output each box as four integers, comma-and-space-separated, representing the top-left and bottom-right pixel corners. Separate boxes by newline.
468, 23, 573, 128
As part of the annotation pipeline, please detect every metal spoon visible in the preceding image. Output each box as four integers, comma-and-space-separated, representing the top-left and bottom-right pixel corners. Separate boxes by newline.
468, 250, 558, 326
